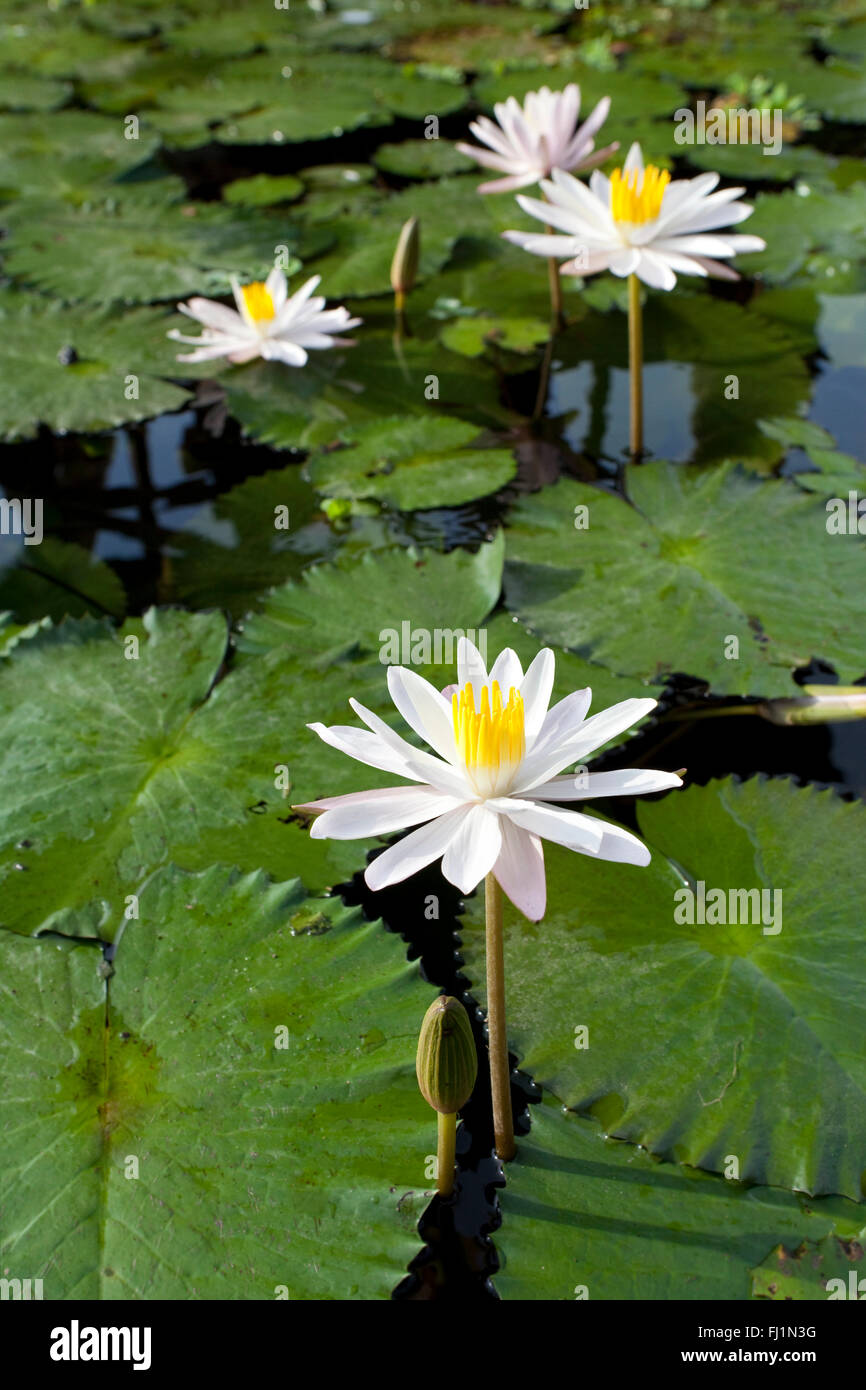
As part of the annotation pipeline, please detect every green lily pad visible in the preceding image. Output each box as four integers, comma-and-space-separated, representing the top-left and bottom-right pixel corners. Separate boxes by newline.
503, 462, 866, 697
0, 73, 73, 112
223, 174, 304, 208
0, 293, 193, 441
439, 313, 551, 361
0, 111, 163, 202
166, 465, 340, 619
751, 1228, 866, 1300
1, 197, 304, 306
758, 416, 866, 495
473, 64, 688, 125
300, 176, 496, 300
495, 1099, 865, 1300
306, 415, 517, 511
460, 777, 866, 1198
547, 293, 810, 468
237, 531, 505, 660
122, 51, 467, 146
737, 184, 866, 289
0, 608, 365, 935
0, 864, 434, 1298
373, 139, 475, 180
224, 329, 518, 451
0, 539, 126, 623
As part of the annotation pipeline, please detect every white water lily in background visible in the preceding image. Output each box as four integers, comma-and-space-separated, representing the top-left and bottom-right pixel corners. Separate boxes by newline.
456, 83, 618, 194
169, 267, 361, 365
296, 638, 682, 921
503, 141, 766, 288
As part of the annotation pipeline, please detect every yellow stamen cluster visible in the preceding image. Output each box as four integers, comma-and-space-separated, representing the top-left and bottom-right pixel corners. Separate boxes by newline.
452, 681, 524, 771
240, 281, 276, 322
610, 164, 670, 225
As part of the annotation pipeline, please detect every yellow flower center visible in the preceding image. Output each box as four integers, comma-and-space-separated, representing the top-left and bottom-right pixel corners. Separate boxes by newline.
452, 681, 525, 772
610, 164, 670, 225
240, 281, 276, 322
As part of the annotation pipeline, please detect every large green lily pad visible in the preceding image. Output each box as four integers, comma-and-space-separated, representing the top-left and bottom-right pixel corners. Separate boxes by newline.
495, 1099, 865, 1300
503, 462, 866, 697
0, 292, 193, 441
306, 415, 517, 511
0, 864, 434, 1298
1, 197, 305, 306
460, 778, 866, 1198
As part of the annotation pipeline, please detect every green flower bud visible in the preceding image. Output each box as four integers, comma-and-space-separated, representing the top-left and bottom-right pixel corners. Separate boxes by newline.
759, 686, 866, 726
390, 216, 420, 297
416, 995, 477, 1115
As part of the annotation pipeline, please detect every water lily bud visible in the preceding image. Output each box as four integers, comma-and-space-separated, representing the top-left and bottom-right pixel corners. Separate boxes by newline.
416, 995, 477, 1115
390, 216, 420, 298
759, 686, 866, 726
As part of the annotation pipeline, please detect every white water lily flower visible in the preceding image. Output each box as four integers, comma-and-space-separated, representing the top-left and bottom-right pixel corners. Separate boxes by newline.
456, 83, 618, 194
168, 267, 362, 365
503, 141, 766, 288
295, 638, 681, 921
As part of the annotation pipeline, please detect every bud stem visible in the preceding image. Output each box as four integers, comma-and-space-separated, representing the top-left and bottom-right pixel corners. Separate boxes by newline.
628, 272, 643, 459
485, 872, 515, 1161
437, 1111, 457, 1196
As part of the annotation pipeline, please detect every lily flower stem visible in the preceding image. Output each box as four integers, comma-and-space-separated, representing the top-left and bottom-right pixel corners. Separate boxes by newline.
545, 224, 564, 331
628, 272, 643, 459
437, 1112, 456, 1197
485, 872, 516, 1161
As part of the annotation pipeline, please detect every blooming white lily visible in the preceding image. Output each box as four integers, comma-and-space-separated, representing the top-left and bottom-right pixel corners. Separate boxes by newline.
296, 638, 681, 921
169, 267, 361, 365
503, 141, 766, 288
456, 83, 618, 194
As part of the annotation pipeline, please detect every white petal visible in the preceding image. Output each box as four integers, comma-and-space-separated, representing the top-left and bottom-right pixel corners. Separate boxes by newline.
488, 646, 524, 694
441, 803, 502, 893
457, 635, 488, 702
592, 820, 652, 867
623, 141, 644, 174
502, 230, 582, 258
513, 695, 654, 792
364, 805, 474, 891
387, 665, 458, 765
633, 250, 677, 290
526, 769, 683, 801
260, 340, 308, 365
348, 699, 469, 797
479, 171, 541, 194
515, 190, 587, 238
532, 688, 593, 757
178, 298, 246, 335
491, 797, 604, 854
652, 233, 747, 258
306, 720, 421, 781
519, 648, 555, 741
491, 817, 546, 921
609, 247, 642, 276
560, 697, 658, 761
265, 266, 288, 312
302, 784, 463, 838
